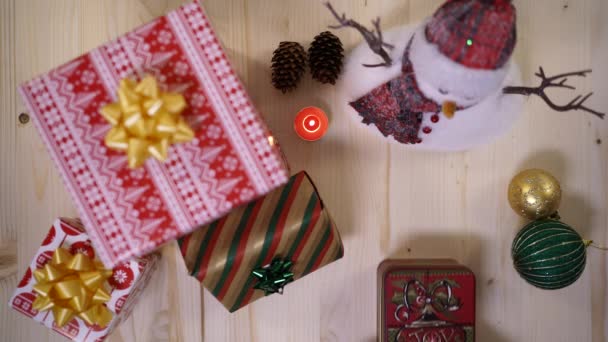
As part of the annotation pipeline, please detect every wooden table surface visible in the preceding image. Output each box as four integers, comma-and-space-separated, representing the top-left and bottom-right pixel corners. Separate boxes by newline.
1, 0, 607, 341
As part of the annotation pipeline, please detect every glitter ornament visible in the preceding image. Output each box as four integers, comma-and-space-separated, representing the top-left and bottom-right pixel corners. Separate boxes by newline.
512, 219, 587, 290
508, 169, 562, 220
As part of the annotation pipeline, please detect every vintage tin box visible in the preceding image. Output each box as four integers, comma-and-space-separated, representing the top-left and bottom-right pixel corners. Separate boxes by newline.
378, 259, 475, 342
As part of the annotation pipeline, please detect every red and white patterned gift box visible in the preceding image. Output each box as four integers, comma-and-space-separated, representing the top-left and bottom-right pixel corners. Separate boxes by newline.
18, 1, 289, 267
9, 218, 159, 342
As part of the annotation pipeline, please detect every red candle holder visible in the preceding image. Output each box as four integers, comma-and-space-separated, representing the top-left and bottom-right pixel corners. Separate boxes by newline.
294, 107, 329, 141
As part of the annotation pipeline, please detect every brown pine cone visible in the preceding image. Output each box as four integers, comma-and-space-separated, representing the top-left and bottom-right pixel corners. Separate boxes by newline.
271, 41, 307, 93
308, 31, 344, 85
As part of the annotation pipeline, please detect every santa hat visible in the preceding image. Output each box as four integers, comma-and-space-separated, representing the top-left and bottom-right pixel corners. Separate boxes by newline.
409, 0, 517, 103
425, 0, 517, 70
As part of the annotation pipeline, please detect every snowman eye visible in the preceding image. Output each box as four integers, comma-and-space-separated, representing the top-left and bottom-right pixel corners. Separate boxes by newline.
464, 95, 475, 101
439, 88, 449, 95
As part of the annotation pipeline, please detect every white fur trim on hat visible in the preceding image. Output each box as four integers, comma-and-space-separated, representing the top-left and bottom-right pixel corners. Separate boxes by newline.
409, 23, 510, 107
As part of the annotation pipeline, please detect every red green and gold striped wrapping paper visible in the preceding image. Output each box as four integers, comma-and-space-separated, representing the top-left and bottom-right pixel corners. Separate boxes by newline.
178, 171, 344, 312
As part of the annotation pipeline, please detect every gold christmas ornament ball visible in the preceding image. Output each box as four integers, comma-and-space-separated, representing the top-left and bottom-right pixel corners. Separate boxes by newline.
508, 169, 562, 220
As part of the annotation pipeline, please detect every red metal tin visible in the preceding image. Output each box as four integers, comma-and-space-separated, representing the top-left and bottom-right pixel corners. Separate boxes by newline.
378, 259, 476, 342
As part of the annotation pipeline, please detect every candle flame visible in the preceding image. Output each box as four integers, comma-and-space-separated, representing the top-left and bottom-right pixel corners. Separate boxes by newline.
302, 115, 320, 133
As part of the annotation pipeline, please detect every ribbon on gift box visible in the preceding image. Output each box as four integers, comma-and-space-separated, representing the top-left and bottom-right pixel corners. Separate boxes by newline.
394, 279, 462, 323
251, 258, 295, 295
101, 75, 195, 168
32, 247, 114, 328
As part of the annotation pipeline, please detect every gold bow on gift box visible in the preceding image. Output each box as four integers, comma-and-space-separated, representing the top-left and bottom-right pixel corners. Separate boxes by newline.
101, 75, 195, 168
32, 248, 114, 328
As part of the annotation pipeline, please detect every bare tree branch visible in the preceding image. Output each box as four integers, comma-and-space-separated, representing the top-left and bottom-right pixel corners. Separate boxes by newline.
325, 2, 393, 68
503, 67, 605, 119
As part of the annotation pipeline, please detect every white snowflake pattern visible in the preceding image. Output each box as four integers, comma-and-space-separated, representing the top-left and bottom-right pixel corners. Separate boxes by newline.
74, 246, 89, 255
113, 269, 129, 284
206, 124, 222, 140
196, 31, 212, 45
145, 196, 162, 211
95, 207, 111, 220
187, 201, 203, 213
36, 92, 52, 108
174, 61, 189, 76
215, 64, 230, 77
80, 70, 96, 85
263, 156, 280, 171
161, 228, 177, 241
170, 164, 187, 179
60, 140, 78, 156
109, 236, 123, 247
222, 156, 238, 171
157, 30, 173, 45
36, 254, 48, 265
85, 188, 103, 205
45, 108, 60, 125
193, 210, 210, 222
240, 187, 255, 201
76, 172, 94, 188
185, 196, 198, 206
129, 167, 146, 180
30, 81, 46, 95
52, 126, 69, 140
178, 182, 196, 197
110, 52, 130, 71
69, 156, 86, 173
190, 93, 207, 108
191, 13, 204, 27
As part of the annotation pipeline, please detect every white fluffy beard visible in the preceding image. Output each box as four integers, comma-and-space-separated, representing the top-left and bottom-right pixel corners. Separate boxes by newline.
333, 24, 524, 151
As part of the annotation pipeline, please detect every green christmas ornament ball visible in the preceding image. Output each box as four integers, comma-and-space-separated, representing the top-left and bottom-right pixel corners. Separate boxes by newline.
512, 219, 588, 290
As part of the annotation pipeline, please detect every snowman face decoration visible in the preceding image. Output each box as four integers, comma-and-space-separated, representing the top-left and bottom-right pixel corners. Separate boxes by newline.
329, 0, 604, 150
409, 25, 510, 109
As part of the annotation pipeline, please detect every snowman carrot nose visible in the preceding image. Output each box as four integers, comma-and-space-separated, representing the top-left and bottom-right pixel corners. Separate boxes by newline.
442, 101, 457, 119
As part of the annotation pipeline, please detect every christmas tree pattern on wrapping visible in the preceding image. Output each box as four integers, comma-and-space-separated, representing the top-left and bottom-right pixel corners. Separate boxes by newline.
178, 172, 344, 312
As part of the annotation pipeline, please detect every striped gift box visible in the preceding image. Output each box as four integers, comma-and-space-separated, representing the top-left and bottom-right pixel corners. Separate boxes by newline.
178, 171, 344, 312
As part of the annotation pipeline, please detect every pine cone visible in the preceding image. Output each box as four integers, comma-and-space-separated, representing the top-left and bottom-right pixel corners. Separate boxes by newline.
308, 31, 344, 85
271, 42, 307, 93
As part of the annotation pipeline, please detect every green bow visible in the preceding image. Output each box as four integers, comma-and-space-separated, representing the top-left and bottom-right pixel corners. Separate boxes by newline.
251, 258, 295, 295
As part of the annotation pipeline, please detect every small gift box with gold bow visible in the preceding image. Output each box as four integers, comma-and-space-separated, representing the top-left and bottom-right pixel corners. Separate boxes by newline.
178, 171, 344, 312
18, 1, 289, 268
9, 218, 159, 341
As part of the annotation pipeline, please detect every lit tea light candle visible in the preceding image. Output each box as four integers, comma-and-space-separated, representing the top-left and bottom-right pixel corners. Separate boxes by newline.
294, 106, 329, 141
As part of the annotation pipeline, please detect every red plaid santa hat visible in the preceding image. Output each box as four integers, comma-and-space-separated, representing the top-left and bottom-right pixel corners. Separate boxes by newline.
409, 0, 517, 106
426, 0, 516, 70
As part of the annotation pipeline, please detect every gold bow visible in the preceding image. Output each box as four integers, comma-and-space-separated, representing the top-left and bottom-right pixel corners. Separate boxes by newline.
31, 248, 114, 328
101, 75, 195, 168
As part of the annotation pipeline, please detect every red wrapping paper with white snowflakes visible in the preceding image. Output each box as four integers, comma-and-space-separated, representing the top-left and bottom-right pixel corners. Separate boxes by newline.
18, 1, 289, 267
9, 218, 159, 342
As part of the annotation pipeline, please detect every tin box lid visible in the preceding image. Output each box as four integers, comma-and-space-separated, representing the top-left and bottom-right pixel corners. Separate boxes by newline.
377, 259, 476, 342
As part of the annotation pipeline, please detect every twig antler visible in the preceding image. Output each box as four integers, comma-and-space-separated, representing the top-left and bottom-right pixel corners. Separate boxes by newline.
503, 67, 605, 119
325, 2, 393, 68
